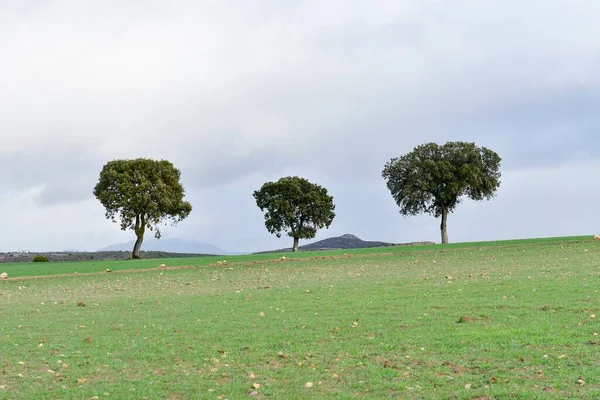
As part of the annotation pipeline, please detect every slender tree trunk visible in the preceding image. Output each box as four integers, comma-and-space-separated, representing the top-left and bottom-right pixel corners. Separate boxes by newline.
292, 237, 299, 252
440, 208, 449, 244
132, 233, 144, 259
132, 214, 145, 259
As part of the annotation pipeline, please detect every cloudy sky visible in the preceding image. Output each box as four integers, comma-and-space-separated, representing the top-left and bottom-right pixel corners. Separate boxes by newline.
1, 0, 599, 253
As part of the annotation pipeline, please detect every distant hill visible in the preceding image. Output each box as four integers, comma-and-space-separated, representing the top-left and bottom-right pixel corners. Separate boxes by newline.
254, 233, 432, 254
99, 238, 229, 255
302, 234, 395, 250
0, 250, 213, 264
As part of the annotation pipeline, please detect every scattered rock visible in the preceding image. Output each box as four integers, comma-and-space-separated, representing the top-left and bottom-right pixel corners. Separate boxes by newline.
594, 234, 600, 240
464, 383, 472, 389
280, 256, 287, 261
259, 311, 264, 317
84, 337, 92, 344
105, 269, 112, 273
0, 272, 7, 279
159, 264, 166, 268
577, 378, 585, 385
77, 302, 86, 307
249, 391, 259, 396
77, 378, 89, 384
252, 383, 261, 389
452, 365, 468, 374
304, 382, 313, 389
383, 360, 392, 368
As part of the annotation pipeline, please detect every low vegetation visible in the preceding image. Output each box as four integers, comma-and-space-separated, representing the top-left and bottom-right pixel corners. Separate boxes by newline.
0, 236, 599, 399
0, 250, 214, 264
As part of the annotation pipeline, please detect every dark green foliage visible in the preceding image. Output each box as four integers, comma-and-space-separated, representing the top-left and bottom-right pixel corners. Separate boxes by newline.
382, 141, 501, 243
93, 158, 192, 258
32, 255, 49, 263
253, 176, 336, 251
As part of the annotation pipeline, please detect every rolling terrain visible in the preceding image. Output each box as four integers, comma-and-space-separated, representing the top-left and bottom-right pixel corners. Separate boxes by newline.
255, 233, 434, 253
1, 235, 598, 399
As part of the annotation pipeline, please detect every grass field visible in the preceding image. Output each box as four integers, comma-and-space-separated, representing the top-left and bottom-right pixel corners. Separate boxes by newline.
1, 235, 599, 399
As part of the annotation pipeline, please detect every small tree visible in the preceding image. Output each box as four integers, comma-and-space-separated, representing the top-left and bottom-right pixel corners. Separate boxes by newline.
382, 141, 501, 244
33, 255, 49, 263
253, 176, 336, 252
93, 158, 192, 259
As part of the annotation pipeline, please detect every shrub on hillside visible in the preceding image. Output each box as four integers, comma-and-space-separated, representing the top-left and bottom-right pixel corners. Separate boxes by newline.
33, 255, 49, 263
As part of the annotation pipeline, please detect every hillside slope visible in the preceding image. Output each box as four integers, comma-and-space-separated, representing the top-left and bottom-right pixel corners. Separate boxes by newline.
301, 233, 396, 250
255, 233, 432, 253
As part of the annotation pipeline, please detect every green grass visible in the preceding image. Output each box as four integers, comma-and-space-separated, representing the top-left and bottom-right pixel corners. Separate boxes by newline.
1, 235, 599, 399
1, 235, 591, 279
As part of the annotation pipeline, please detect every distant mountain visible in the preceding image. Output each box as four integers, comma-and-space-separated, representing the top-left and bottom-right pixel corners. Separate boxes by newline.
301, 233, 396, 250
254, 233, 419, 254
99, 238, 229, 255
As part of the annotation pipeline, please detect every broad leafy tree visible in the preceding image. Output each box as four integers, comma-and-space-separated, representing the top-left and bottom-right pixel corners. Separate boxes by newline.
382, 141, 501, 244
253, 176, 336, 252
93, 158, 192, 259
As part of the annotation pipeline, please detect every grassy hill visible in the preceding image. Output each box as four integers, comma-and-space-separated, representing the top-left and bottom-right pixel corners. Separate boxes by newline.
1, 235, 599, 398
255, 233, 434, 254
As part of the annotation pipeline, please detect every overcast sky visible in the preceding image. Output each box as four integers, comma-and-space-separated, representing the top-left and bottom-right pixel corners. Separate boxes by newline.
1, 0, 599, 253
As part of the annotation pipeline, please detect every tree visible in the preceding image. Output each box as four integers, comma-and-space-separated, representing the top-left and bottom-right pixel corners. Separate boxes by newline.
93, 158, 192, 259
253, 176, 336, 252
382, 141, 501, 244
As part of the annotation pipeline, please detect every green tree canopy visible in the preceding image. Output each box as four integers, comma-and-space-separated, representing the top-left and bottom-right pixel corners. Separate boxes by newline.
93, 158, 192, 259
253, 176, 336, 252
382, 141, 501, 244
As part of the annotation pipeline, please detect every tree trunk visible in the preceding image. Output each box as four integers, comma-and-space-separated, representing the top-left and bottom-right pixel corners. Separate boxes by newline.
132, 233, 144, 259
440, 208, 449, 244
292, 237, 299, 252
132, 214, 145, 259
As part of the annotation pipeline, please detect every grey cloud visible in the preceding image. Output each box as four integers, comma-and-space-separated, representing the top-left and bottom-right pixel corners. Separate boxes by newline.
0, 143, 106, 205
1, 1, 599, 252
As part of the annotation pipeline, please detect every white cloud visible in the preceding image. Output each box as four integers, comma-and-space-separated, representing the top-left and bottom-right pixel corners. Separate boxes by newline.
0, 0, 599, 251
